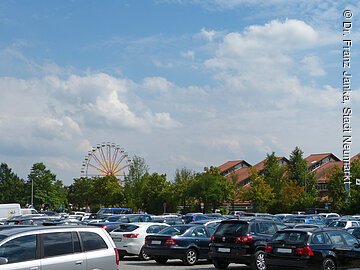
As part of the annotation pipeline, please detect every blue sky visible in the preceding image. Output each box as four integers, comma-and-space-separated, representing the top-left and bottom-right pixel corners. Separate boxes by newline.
0, 0, 359, 185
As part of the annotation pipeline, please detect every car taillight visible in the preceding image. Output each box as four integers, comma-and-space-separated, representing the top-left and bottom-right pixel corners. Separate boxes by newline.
210, 235, 215, 242
123, 233, 139, 238
295, 246, 314, 256
164, 237, 178, 246
114, 248, 119, 266
265, 245, 273, 253
102, 225, 108, 230
235, 235, 254, 244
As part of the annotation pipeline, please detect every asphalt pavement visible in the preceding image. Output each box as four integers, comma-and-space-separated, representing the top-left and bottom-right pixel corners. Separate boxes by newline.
121, 257, 250, 270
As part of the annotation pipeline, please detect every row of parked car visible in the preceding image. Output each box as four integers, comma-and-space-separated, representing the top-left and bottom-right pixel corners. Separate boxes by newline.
2, 210, 360, 270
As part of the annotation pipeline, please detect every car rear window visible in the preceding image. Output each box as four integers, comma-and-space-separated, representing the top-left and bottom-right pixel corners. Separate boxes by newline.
113, 224, 139, 232
215, 222, 249, 235
80, 232, 108, 251
329, 221, 347, 228
272, 231, 308, 243
159, 226, 190, 235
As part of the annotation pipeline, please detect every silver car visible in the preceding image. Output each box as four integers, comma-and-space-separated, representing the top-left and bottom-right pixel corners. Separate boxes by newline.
0, 226, 119, 270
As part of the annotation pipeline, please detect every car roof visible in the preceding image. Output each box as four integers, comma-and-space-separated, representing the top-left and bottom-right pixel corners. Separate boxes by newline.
0, 225, 95, 237
130, 222, 170, 226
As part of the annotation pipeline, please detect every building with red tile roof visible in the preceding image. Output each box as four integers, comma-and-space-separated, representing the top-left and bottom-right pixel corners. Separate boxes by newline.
218, 152, 360, 209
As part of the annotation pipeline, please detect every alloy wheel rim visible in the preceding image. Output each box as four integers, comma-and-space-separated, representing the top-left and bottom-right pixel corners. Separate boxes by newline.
256, 252, 266, 270
187, 250, 197, 264
324, 260, 336, 270
142, 249, 150, 260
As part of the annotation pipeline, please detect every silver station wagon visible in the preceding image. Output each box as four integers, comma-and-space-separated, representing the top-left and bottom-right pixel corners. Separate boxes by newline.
0, 226, 120, 270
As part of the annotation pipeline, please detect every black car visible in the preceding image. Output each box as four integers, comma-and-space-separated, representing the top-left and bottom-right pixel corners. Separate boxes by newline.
209, 218, 284, 270
144, 224, 213, 265
265, 228, 360, 270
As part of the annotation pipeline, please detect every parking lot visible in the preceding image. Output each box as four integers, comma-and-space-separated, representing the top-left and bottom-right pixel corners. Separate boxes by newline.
121, 257, 249, 270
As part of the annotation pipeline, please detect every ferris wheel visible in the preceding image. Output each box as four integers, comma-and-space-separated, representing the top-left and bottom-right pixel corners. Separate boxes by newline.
81, 142, 131, 180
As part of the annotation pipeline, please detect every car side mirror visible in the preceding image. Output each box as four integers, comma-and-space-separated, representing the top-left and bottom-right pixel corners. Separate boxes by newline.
0, 257, 8, 265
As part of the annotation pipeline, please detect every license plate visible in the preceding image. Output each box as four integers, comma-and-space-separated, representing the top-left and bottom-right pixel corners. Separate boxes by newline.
218, 247, 231, 253
152, 240, 161, 245
277, 248, 292, 254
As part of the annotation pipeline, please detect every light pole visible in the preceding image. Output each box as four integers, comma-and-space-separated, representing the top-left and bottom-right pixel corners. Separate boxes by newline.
31, 177, 34, 208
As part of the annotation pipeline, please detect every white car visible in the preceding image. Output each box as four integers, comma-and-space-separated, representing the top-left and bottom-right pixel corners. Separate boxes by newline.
110, 222, 169, 260
0, 225, 119, 270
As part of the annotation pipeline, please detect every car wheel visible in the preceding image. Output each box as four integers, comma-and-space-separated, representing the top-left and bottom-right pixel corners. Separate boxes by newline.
154, 257, 168, 264
213, 259, 230, 269
252, 250, 266, 270
322, 258, 336, 270
139, 246, 150, 261
183, 248, 198, 265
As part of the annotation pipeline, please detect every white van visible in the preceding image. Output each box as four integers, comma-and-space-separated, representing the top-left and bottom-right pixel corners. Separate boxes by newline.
0, 204, 21, 221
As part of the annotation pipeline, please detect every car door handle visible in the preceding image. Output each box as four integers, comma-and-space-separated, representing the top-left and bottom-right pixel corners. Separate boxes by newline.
75, 260, 83, 265
30, 268, 39, 270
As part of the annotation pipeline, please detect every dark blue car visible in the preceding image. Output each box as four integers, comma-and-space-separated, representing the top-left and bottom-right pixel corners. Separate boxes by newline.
144, 224, 213, 265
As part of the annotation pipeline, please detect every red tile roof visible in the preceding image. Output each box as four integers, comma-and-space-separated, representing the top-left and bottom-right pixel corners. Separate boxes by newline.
305, 153, 340, 166
218, 160, 250, 173
351, 153, 360, 162
223, 157, 289, 185
313, 161, 343, 183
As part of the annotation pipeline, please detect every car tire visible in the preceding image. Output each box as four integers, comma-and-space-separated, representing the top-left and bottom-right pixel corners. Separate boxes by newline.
321, 258, 337, 270
154, 257, 168, 264
213, 259, 230, 269
139, 246, 150, 261
252, 250, 266, 270
183, 248, 198, 265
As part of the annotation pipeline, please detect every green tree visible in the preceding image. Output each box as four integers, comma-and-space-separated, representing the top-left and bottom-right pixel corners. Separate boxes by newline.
92, 175, 124, 208
27, 162, 67, 210
0, 163, 27, 205
278, 179, 304, 213
327, 166, 347, 211
140, 173, 172, 214
173, 168, 196, 213
345, 160, 360, 214
262, 152, 286, 196
124, 155, 149, 211
67, 177, 95, 210
243, 168, 275, 212
287, 147, 318, 208
228, 171, 239, 211
188, 166, 231, 213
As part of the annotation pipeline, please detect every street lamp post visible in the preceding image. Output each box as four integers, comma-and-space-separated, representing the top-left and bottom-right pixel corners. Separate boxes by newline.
31, 177, 34, 208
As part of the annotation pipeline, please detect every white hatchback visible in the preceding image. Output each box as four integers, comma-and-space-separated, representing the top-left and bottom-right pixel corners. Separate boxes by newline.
110, 222, 169, 260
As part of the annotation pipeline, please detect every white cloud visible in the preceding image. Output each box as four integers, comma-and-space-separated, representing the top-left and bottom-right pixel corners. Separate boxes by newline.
301, 55, 326, 77
200, 28, 218, 42
142, 77, 174, 92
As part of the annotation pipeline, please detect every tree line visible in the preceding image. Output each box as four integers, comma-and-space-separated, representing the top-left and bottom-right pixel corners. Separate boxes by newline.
1, 147, 360, 214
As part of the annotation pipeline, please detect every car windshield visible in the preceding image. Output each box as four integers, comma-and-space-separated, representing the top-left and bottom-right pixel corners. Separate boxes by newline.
215, 222, 248, 236
158, 226, 190, 235
272, 231, 308, 243
112, 224, 139, 232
